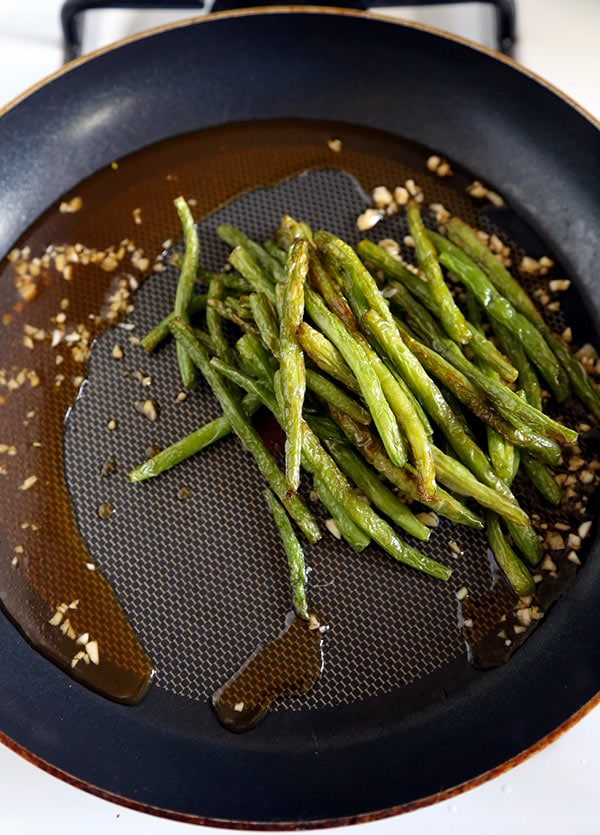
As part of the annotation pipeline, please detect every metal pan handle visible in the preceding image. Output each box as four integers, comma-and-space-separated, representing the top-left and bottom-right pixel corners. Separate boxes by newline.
60, 0, 516, 62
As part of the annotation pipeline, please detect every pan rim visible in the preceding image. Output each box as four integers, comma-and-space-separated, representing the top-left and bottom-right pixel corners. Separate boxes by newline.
1, 691, 598, 830
0, 7, 599, 828
0, 6, 598, 132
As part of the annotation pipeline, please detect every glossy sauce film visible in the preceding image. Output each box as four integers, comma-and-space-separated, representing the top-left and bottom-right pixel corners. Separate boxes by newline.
0, 120, 597, 722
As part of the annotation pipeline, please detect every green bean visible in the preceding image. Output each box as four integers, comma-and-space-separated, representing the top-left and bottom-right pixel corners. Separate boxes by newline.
445, 217, 541, 324
481, 319, 549, 563
213, 359, 451, 580
438, 383, 474, 438
315, 231, 393, 327
439, 224, 573, 433
236, 332, 278, 384
228, 246, 276, 304
197, 268, 251, 293
192, 327, 217, 353
487, 410, 516, 480
264, 489, 309, 619
486, 427, 517, 481
280, 239, 309, 493
171, 253, 237, 282
465, 290, 517, 483
369, 354, 435, 499
393, 317, 560, 464
248, 292, 280, 356
505, 517, 543, 566
437, 245, 569, 402
361, 308, 517, 499
298, 221, 314, 242
128, 392, 261, 482
491, 390, 543, 566
313, 239, 435, 461
493, 321, 542, 411
173, 196, 201, 388
310, 237, 435, 494
308, 247, 357, 331
228, 296, 254, 320
263, 239, 288, 266
544, 330, 600, 420
521, 454, 563, 506
471, 334, 542, 565
308, 416, 430, 541
207, 298, 259, 335
431, 447, 529, 526
492, 339, 557, 535
169, 318, 321, 544
297, 322, 360, 394
212, 357, 278, 411
357, 240, 517, 381
206, 276, 237, 365
389, 366, 434, 436
218, 223, 286, 284
306, 368, 370, 425
304, 286, 406, 469
222, 295, 241, 314
277, 215, 314, 250
486, 512, 536, 597
141, 293, 207, 353
298, 424, 451, 579
509, 446, 521, 484
313, 475, 370, 553
386, 281, 572, 448
274, 281, 286, 322
406, 202, 471, 344
329, 407, 484, 529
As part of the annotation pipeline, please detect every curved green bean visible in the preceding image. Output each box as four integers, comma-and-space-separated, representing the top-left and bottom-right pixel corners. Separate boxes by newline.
486, 512, 536, 597
329, 407, 484, 529
357, 240, 517, 381
406, 202, 471, 344
169, 317, 321, 544
306, 368, 371, 425
437, 245, 568, 402
280, 239, 309, 493
313, 475, 371, 553
128, 392, 261, 482
173, 196, 201, 388
141, 293, 207, 353
264, 489, 309, 619
304, 286, 406, 469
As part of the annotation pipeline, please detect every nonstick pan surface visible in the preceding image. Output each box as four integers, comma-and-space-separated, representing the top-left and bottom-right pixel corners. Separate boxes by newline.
0, 9, 599, 827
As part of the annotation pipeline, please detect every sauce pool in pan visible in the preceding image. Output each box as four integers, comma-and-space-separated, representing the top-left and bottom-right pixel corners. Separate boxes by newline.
0, 119, 597, 725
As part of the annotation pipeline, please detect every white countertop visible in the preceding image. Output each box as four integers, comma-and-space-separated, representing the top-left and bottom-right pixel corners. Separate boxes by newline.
0, 1, 599, 834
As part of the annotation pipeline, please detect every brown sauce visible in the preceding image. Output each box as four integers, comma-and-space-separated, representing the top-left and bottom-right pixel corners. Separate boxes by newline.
212, 611, 325, 733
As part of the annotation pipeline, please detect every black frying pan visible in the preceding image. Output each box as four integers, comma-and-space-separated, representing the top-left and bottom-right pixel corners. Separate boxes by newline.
0, 7, 599, 827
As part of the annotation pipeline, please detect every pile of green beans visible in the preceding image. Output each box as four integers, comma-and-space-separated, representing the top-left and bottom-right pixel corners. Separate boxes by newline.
130, 196, 596, 614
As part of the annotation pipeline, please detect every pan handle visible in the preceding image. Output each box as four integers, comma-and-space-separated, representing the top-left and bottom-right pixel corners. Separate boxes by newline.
60, 0, 516, 62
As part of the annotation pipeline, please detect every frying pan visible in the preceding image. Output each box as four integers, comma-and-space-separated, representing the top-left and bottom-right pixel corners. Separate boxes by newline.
0, 5, 599, 827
